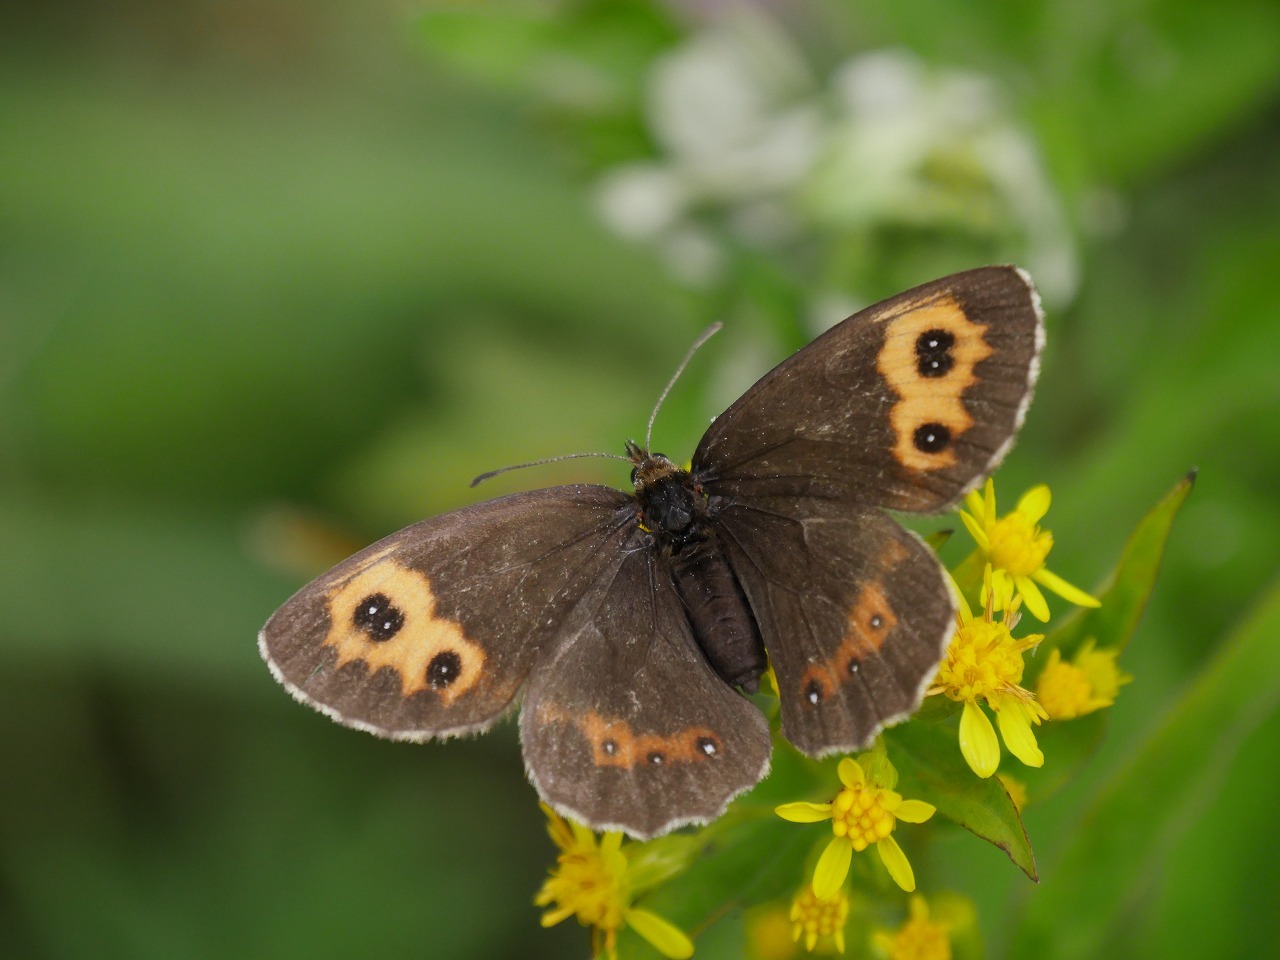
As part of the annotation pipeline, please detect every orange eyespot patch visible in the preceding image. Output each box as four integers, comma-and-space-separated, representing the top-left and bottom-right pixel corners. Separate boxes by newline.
323, 559, 486, 705
877, 295, 993, 471
540, 706, 724, 769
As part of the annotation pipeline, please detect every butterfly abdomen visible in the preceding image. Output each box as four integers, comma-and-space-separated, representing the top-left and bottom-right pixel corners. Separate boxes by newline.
633, 453, 768, 695
670, 535, 767, 695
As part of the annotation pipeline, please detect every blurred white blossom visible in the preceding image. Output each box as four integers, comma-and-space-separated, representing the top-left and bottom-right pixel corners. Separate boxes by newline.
595, 13, 1078, 307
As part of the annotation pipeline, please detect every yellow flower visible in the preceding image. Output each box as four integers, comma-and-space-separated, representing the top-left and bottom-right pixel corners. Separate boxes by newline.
776, 754, 935, 897
1036, 639, 1133, 720
790, 885, 851, 954
959, 479, 1100, 621
872, 895, 952, 960
534, 806, 694, 960
928, 579, 1048, 778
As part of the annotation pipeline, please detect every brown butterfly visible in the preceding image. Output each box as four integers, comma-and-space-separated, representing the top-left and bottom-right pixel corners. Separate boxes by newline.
260, 266, 1043, 838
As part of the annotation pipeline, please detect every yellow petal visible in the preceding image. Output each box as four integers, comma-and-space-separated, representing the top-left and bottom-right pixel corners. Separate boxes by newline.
960, 700, 1000, 777
1016, 484, 1051, 524
997, 702, 1045, 768
1016, 575, 1051, 622
1034, 567, 1101, 608
987, 568, 1015, 613
570, 819, 596, 847
540, 905, 574, 927
775, 801, 833, 823
959, 510, 990, 550
944, 567, 973, 622
894, 799, 936, 824
984, 477, 997, 521
837, 757, 865, 789
876, 834, 916, 892
626, 907, 695, 960
813, 837, 854, 900
963, 486, 985, 520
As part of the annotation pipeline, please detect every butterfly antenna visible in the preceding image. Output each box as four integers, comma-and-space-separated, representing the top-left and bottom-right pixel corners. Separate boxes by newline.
645, 322, 723, 452
470, 451, 630, 488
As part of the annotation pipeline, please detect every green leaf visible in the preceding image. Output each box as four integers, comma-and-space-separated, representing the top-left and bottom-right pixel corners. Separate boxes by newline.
886, 721, 1037, 881
1037, 471, 1196, 663
1011, 579, 1280, 960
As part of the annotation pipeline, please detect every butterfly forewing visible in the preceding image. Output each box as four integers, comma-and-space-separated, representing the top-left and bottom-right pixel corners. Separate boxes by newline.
694, 266, 1043, 512
259, 485, 631, 740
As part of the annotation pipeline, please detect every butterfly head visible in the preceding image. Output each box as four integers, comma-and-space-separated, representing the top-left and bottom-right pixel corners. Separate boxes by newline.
625, 439, 680, 489
625, 439, 706, 544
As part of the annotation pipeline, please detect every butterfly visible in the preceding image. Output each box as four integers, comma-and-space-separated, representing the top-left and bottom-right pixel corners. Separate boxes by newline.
259, 266, 1044, 839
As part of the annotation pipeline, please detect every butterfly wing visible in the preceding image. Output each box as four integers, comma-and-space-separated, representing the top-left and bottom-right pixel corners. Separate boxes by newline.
694, 266, 1043, 512
520, 543, 771, 839
696, 267, 1042, 753
712, 496, 953, 754
259, 485, 632, 740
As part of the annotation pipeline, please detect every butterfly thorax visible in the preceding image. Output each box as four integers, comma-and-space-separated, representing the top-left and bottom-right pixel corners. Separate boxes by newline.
629, 450, 703, 545
628, 443, 767, 693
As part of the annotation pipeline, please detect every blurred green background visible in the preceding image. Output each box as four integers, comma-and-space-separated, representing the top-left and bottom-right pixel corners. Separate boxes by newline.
2, 1, 1278, 958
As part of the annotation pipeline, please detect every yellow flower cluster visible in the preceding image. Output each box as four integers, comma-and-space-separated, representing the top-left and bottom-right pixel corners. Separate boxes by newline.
929, 479, 1126, 779
929, 582, 1047, 778
534, 806, 693, 960
777, 753, 935, 898
1036, 639, 1132, 719
959, 480, 1099, 621
873, 896, 952, 960
790, 886, 850, 953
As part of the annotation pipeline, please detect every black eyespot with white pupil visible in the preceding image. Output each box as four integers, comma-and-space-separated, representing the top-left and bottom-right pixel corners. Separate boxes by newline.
602, 739, 618, 756
353, 592, 404, 641
696, 736, 718, 757
870, 614, 884, 629
427, 650, 462, 689
915, 328, 955, 378
804, 679, 823, 705
913, 423, 951, 453
647, 751, 665, 765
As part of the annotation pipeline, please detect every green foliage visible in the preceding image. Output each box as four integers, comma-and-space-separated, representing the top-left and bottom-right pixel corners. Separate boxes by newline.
1, 2, 1277, 959
887, 722, 1036, 882
1013, 580, 1280, 959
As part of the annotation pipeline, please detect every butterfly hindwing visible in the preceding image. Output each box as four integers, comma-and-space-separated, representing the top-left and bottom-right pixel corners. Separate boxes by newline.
694, 266, 1043, 512
259, 485, 631, 740
520, 544, 771, 839
712, 496, 954, 755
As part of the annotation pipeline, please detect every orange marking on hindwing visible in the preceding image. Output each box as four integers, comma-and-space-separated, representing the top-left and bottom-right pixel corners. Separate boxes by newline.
798, 580, 897, 703
540, 707, 723, 768
322, 558, 485, 705
797, 541, 909, 707
876, 295, 992, 471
